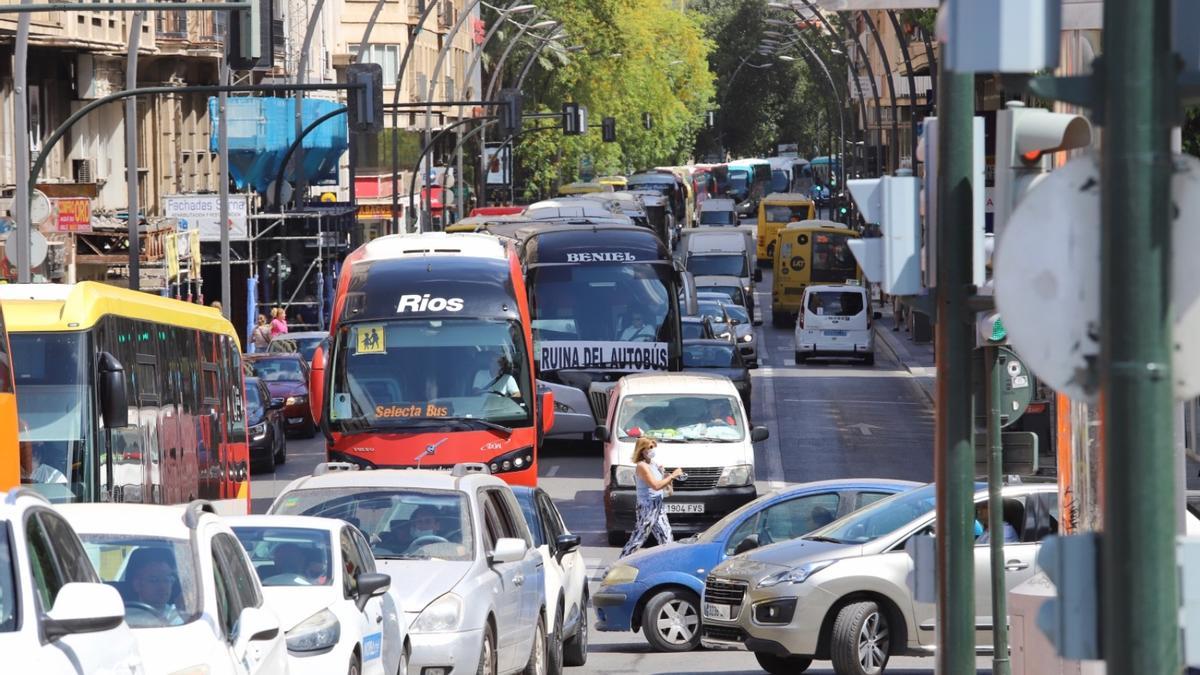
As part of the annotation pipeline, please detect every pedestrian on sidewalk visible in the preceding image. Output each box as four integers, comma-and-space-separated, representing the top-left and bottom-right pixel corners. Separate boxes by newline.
620, 437, 683, 558
251, 314, 272, 353
270, 307, 289, 338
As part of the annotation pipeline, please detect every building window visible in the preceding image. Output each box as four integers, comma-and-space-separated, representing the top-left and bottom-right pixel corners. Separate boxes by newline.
349, 45, 400, 87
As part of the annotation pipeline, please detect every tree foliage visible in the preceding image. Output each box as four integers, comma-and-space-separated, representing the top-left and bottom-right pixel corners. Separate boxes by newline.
485, 0, 715, 196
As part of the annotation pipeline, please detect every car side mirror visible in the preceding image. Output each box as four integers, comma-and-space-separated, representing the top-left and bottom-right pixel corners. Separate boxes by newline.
732, 535, 760, 556
754, 268, 763, 283
98, 352, 129, 429
354, 572, 391, 611
594, 425, 610, 442
555, 533, 581, 559
750, 426, 769, 442
42, 583, 125, 641
490, 537, 527, 565
540, 389, 556, 434
873, 311, 883, 320
309, 344, 326, 425
234, 606, 280, 649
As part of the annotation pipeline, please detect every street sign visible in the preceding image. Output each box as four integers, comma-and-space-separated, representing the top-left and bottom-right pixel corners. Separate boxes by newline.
994, 152, 1200, 402
5, 230, 47, 268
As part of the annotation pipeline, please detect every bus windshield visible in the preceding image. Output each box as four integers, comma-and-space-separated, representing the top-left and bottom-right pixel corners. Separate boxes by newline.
770, 170, 790, 193
329, 319, 532, 431
810, 232, 858, 282
529, 261, 676, 371
10, 332, 93, 502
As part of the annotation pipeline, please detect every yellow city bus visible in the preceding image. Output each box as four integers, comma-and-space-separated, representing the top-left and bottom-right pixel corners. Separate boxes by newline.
0, 303, 16, 490
756, 193, 816, 265
0, 282, 250, 510
770, 220, 862, 327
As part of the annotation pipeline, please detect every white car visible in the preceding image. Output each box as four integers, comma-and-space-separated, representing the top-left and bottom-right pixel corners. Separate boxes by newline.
794, 283, 876, 365
0, 489, 144, 675
230, 515, 404, 675
512, 486, 589, 674
60, 501, 289, 675
269, 463, 548, 675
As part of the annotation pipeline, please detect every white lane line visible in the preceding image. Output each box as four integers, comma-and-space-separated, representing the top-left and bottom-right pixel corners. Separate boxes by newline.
758, 362, 786, 491
545, 464, 560, 477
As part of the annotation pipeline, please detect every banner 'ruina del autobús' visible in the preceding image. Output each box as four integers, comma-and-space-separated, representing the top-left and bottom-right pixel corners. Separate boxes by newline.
536, 341, 668, 371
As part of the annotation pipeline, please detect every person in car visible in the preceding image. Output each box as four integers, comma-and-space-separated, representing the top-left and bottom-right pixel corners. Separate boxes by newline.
474, 355, 520, 399
385, 505, 446, 553
19, 420, 67, 485
976, 501, 1019, 543
619, 312, 656, 341
272, 543, 307, 577
707, 400, 736, 426
126, 548, 185, 626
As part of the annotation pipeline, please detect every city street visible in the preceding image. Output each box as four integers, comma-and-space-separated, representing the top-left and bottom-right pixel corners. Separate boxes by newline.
250, 268, 988, 674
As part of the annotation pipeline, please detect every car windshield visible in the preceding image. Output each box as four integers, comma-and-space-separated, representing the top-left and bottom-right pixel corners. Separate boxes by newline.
250, 358, 305, 382
683, 343, 739, 368
0, 523, 14, 632
681, 321, 709, 340
79, 535, 202, 628
231, 526, 334, 587
806, 484, 937, 544
616, 393, 745, 442
687, 255, 747, 278
268, 336, 325, 360
697, 302, 726, 323
329, 318, 532, 432
722, 303, 750, 324
271, 488, 474, 561
10, 332, 94, 503
699, 211, 735, 225
808, 290, 865, 317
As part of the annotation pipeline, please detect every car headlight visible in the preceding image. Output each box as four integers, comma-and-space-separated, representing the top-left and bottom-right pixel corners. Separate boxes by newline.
286, 608, 340, 652
612, 465, 637, 487
250, 423, 267, 439
741, 333, 753, 343
412, 593, 464, 633
756, 560, 836, 589
602, 564, 639, 586
285, 395, 308, 406
717, 464, 753, 487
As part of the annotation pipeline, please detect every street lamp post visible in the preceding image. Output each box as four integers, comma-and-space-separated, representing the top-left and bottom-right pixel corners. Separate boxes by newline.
389, 0, 442, 235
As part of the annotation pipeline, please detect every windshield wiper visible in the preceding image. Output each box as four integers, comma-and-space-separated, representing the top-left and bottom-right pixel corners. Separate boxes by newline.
403, 416, 514, 437
376, 553, 431, 560
804, 535, 845, 544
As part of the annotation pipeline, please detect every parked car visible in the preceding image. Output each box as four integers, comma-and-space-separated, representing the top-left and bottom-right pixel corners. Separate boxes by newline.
512, 486, 589, 674
594, 479, 917, 652
268, 330, 328, 362
597, 373, 767, 545
681, 316, 718, 340
794, 283, 876, 365
699, 481, 1060, 675
681, 339, 752, 414
246, 376, 287, 472
61, 501, 289, 675
245, 352, 315, 437
0, 489, 145, 675
268, 463, 548, 675
229, 515, 405, 675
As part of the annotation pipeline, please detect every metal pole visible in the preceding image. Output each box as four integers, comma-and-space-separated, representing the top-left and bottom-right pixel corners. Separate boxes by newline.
792, 32, 846, 215
459, 2, 518, 215
986, 346, 1010, 675
860, 11, 899, 173
391, 0, 442, 235
886, 10, 919, 167
1100, 0, 1178, 672
292, 0, 327, 208
407, 116, 490, 225
219, 62, 231, 318
125, 12, 142, 291
933, 36, 975, 675
13, 4, 31, 283
826, 9, 883, 177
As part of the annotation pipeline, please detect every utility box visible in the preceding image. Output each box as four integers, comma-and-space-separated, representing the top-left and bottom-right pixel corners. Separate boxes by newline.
1010, 573, 1103, 675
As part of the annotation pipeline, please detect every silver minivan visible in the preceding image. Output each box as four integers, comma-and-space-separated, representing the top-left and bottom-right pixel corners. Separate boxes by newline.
680, 229, 760, 316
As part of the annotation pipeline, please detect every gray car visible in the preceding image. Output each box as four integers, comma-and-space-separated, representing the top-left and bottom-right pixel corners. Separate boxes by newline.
700, 481, 1059, 675
269, 463, 549, 675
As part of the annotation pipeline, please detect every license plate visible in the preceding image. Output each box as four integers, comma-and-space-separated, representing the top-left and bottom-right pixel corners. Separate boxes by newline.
824, 330, 847, 337
665, 503, 704, 514
704, 602, 734, 621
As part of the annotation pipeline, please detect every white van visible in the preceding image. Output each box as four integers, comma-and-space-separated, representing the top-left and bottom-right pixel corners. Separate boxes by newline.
793, 283, 876, 365
596, 373, 766, 546
679, 229, 759, 314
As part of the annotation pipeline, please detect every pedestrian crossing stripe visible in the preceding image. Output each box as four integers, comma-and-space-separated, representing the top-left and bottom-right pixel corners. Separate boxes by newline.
355, 324, 386, 354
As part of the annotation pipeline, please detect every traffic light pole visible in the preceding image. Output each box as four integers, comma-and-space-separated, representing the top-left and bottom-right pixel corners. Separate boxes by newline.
985, 346, 1010, 675
933, 38, 977, 675
1100, 0, 1178, 671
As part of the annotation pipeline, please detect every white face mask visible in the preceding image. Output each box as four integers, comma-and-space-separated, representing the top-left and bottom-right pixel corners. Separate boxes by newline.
645, 450, 656, 461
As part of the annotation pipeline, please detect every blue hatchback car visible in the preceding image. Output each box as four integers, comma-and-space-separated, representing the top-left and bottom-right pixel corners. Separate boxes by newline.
593, 478, 919, 652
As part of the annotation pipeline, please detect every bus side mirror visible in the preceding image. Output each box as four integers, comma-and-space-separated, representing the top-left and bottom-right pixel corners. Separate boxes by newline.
98, 352, 129, 429
540, 389, 556, 434
309, 344, 326, 425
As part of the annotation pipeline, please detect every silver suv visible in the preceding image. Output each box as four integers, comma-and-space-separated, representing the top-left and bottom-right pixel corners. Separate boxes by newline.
700, 481, 1058, 675
269, 463, 548, 675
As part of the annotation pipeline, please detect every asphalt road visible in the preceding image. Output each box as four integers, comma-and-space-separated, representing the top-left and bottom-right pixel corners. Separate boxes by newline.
248, 264, 991, 673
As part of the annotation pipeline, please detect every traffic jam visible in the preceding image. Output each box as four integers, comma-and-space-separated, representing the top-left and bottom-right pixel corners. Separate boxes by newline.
3, 163, 939, 675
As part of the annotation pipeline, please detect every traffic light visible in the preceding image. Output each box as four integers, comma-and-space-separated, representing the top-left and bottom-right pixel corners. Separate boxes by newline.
846, 172, 921, 295
345, 63, 383, 134
705, 110, 715, 128
993, 101, 1092, 238
1037, 534, 1102, 660
562, 102, 587, 136
918, 115, 987, 289
498, 88, 524, 138
643, 112, 653, 131
228, 0, 272, 70
601, 116, 616, 143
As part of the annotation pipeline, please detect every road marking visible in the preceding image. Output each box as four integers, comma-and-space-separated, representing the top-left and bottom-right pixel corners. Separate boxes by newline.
545, 464, 560, 477
756, 361, 787, 490
847, 422, 883, 436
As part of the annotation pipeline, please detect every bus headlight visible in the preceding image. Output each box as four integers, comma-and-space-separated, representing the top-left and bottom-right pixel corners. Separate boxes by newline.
488, 446, 534, 474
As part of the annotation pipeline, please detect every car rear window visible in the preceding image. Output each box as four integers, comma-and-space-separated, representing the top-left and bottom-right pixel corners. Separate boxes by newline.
807, 291, 865, 317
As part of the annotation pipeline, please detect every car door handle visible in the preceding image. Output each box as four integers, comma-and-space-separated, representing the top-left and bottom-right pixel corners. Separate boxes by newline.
513, 575, 524, 587
1004, 560, 1030, 571
376, 615, 384, 624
